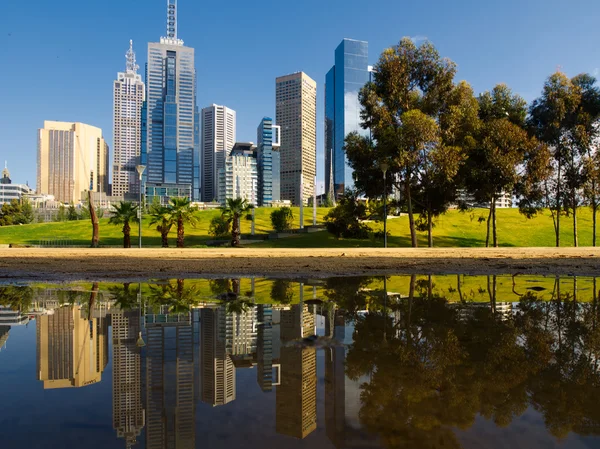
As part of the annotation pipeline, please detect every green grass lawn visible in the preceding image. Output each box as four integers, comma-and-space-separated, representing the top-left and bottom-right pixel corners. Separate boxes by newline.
0, 206, 596, 248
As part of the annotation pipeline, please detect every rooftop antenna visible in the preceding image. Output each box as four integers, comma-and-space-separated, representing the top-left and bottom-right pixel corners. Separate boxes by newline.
167, 0, 177, 40
126, 40, 139, 74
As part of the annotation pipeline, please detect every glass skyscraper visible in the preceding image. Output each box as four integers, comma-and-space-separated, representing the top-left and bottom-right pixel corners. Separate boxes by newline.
256, 117, 281, 206
324, 39, 369, 199
143, 0, 199, 202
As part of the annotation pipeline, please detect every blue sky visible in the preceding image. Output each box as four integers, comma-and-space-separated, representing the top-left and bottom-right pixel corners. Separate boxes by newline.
1, 0, 599, 189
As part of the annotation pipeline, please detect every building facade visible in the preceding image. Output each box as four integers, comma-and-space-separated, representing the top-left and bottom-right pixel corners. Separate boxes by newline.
112, 40, 145, 199
218, 142, 258, 206
144, 0, 199, 203
275, 72, 317, 205
201, 104, 236, 202
37, 121, 109, 204
325, 39, 370, 199
256, 118, 281, 206
0, 165, 32, 204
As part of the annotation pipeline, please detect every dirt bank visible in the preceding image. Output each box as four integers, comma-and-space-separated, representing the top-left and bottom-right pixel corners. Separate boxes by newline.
0, 247, 597, 283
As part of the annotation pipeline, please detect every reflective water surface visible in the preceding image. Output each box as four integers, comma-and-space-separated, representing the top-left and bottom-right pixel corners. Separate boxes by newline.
1, 275, 600, 449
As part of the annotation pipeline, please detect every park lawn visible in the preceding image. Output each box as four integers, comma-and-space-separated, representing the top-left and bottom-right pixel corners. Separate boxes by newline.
0, 206, 597, 248
0, 207, 330, 247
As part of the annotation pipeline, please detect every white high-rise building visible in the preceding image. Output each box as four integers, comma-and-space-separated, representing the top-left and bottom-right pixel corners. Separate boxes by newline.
201, 104, 236, 202
276, 72, 317, 205
218, 142, 258, 206
112, 40, 145, 199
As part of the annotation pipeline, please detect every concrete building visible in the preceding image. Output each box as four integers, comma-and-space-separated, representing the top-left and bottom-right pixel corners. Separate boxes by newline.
276, 72, 317, 205
325, 39, 370, 199
257, 118, 281, 206
111, 309, 145, 448
37, 305, 109, 389
143, 0, 199, 203
37, 121, 109, 204
0, 164, 32, 204
218, 142, 257, 206
112, 40, 145, 199
201, 104, 236, 202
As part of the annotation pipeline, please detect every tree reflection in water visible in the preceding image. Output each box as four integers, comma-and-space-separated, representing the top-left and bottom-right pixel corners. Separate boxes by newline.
331, 276, 600, 448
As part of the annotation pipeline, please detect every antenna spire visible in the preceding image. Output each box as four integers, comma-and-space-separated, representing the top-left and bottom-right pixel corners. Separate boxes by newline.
126, 40, 138, 74
167, 0, 177, 39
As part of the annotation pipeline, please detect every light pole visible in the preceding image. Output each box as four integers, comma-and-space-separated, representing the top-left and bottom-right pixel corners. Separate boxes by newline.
136, 164, 146, 249
381, 162, 389, 248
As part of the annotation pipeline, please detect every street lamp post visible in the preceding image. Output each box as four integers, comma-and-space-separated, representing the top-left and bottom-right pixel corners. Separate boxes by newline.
381, 162, 389, 248
136, 164, 146, 249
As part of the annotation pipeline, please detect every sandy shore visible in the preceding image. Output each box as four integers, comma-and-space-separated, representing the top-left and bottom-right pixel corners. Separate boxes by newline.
0, 247, 598, 282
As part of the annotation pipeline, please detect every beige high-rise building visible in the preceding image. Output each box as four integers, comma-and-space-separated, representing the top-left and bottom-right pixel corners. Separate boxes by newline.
37, 121, 109, 204
276, 72, 317, 205
37, 306, 108, 389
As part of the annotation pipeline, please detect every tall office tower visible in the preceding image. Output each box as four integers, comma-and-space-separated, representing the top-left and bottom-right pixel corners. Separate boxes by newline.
37, 121, 109, 203
201, 104, 236, 202
325, 39, 369, 199
144, 0, 199, 203
145, 310, 195, 449
112, 40, 145, 199
276, 304, 317, 439
256, 118, 281, 206
218, 142, 258, 206
200, 307, 236, 406
37, 306, 109, 389
112, 309, 145, 448
275, 72, 317, 205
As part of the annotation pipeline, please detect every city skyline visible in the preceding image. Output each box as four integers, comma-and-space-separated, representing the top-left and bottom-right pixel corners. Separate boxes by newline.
3, 0, 598, 189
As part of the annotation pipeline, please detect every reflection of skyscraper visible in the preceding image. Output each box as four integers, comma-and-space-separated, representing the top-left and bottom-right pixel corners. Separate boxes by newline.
112, 309, 144, 448
145, 311, 194, 449
257, 305, 274, 392
200, 307, 235, 406
325, 309, 346, 448
276, 304, 317, 439
0, 325, 10, 351
37, 306, 108, 389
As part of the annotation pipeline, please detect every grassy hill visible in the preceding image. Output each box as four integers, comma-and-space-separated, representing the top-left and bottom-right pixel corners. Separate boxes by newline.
0, 206, 597, 248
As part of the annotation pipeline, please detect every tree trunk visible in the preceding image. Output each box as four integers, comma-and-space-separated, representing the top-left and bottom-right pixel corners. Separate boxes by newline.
88, 190, 99, 248
492, 200, 498, 248
593, 202, 597, 247
232, 214, 240, 247
177, 279, 184, 297
573, 200, 578, 247
556, 162, 561, 247
427, 206, 433, 248
161, 221, 169, 248
406, 177, 417, 248
485, 207, 492, 248
177, 217, 184, 248
123, 221, 131, 248
457, 275, 464, 302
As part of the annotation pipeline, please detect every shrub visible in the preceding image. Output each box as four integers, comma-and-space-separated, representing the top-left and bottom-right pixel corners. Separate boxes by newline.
270, 207, 294, 233
324, 190, 370, 239
209, 215, 230, 238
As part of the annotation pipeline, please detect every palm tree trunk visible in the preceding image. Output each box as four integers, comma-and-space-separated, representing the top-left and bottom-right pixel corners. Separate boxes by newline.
232, 214, 240, 247
177, 217, 184, 248
161, 221, 169, 248
123, 221, 131, 248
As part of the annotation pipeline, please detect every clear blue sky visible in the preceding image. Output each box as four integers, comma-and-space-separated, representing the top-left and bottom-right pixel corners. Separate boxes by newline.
1, 0, 599, 188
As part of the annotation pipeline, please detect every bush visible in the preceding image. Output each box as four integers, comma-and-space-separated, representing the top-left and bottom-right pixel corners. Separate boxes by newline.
209, 215, 231, 238
270, 207, 294, 233
324, 190, 370, 239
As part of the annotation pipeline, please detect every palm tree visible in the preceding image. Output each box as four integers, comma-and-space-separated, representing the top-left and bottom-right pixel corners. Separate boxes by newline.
109, 201, 139, 248
169, 197, 199, 248
149, 205, 174, 248
221, 198, 254, 247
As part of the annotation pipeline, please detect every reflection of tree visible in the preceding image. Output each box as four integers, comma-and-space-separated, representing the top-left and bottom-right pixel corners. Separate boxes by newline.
323, 277, 374, 319
270, 279, 294, 304
342, 279, 600, 448
147, 279, 198, 314
0, 286, 33, 312
108, 283, 140, 311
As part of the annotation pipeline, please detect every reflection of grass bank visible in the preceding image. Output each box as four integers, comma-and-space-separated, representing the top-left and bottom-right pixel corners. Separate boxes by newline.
27, 275, 599, 308
2, 207, 596, 248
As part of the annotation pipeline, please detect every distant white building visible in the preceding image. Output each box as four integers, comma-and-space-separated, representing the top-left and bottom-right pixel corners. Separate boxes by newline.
218, 143, 258, 206
0, 164, 33, 204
